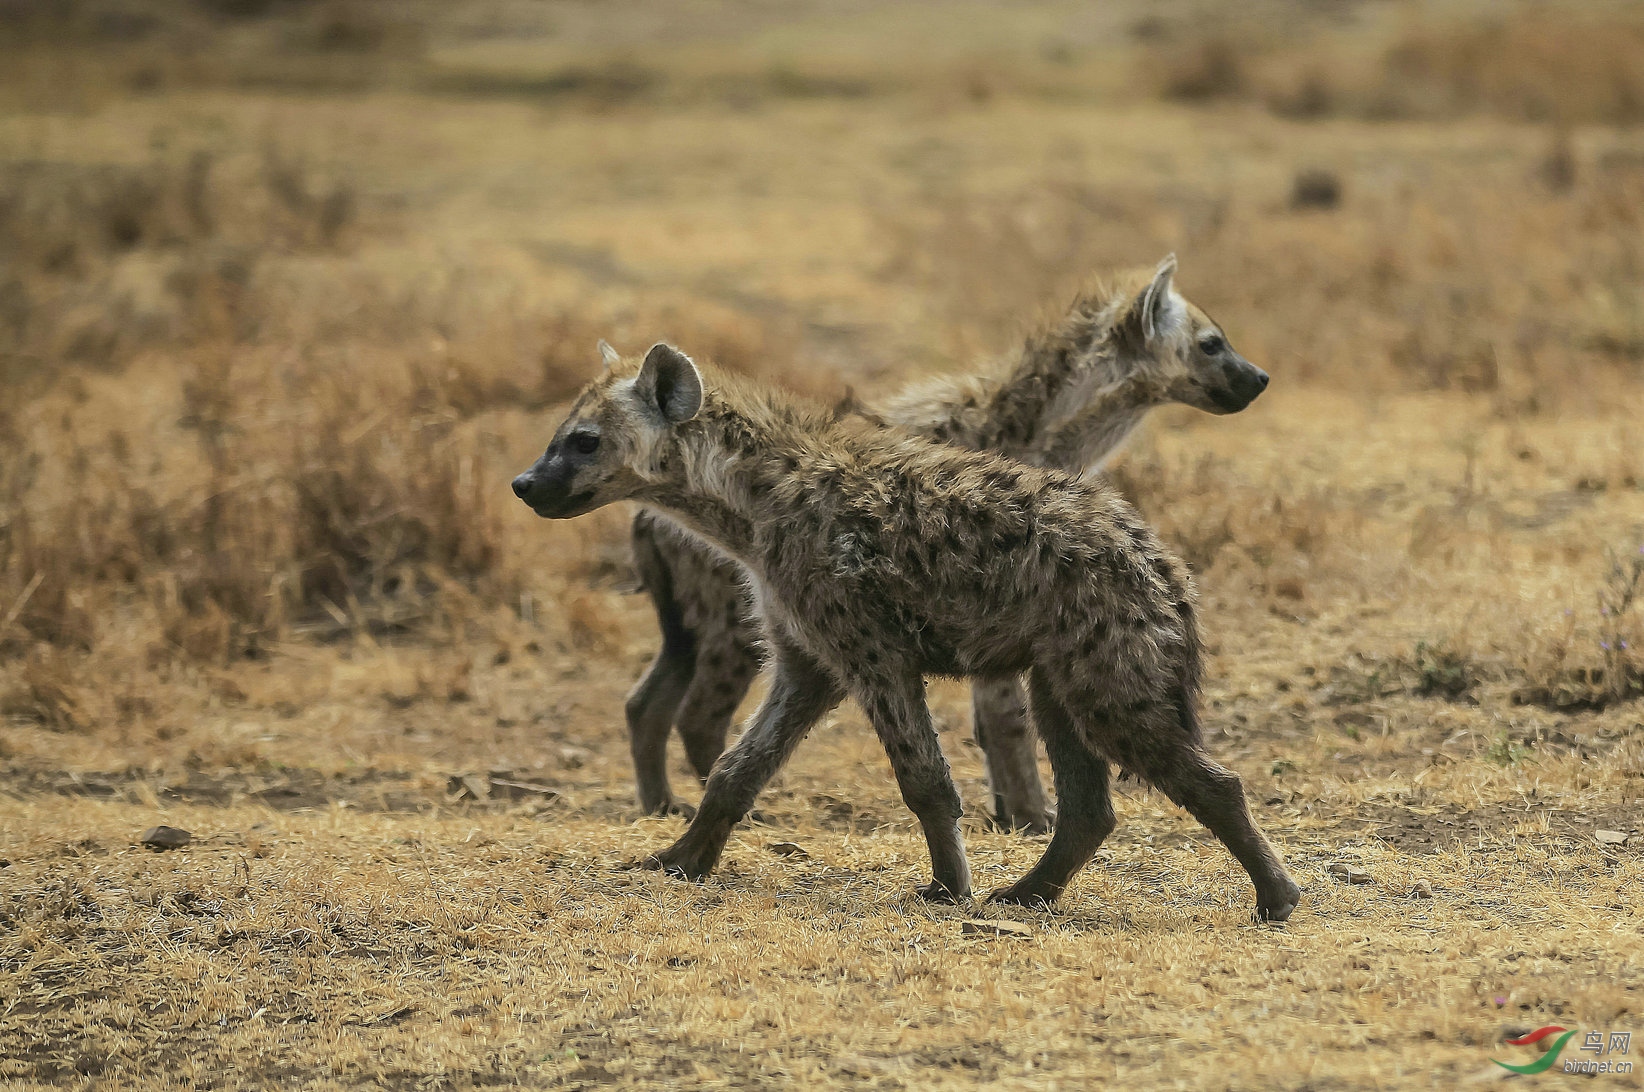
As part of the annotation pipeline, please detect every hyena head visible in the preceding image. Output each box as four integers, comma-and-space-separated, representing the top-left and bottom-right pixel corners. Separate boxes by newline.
1120, 254, 1268, 415
511, 341, 703, 519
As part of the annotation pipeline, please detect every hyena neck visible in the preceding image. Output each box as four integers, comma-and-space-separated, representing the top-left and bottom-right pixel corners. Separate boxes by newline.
634, 395, 819, 568
974, 302, 1145, 464
1033, 380, 1155, 472
870, 285, 1153, 464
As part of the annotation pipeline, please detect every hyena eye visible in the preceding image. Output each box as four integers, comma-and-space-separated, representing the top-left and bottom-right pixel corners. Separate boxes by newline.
1197, 334, 1226, 356
571, 432, 600, 455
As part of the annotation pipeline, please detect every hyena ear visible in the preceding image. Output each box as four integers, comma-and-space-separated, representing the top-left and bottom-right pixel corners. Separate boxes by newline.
597, 339, 621, 370
1126, 253, 1179, 344
636, 343, 704, 425
831, 385, 862, 420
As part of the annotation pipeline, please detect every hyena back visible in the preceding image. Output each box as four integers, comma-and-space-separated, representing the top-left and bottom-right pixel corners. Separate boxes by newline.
626, 255, 1269, 828
511, 339, 1300, 922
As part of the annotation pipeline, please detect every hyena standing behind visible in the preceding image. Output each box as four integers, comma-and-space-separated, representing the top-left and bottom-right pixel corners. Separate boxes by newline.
625, 256, 1270, 829
511, 338, 1302, 922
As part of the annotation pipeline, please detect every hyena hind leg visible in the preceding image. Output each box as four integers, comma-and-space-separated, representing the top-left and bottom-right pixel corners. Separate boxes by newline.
1143, 742, 1301, 923
971, 675, 1054, 835
989, 667, 1115, 907
1026, 657, 1300, 922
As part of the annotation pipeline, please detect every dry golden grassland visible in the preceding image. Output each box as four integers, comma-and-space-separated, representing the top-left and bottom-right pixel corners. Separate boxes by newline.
2, 1, 1643, 1087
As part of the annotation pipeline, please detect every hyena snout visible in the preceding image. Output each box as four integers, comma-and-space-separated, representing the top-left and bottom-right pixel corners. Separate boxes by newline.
1209, 357, 1269, 413
511, 452, 595, 519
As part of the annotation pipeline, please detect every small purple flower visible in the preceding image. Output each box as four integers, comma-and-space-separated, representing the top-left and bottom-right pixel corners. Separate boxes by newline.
1601, 642, 1611, 651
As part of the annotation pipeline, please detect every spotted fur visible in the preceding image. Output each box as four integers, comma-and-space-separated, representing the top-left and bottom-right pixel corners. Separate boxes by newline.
512, 337, 1299, 921
626, 256, 1270, 829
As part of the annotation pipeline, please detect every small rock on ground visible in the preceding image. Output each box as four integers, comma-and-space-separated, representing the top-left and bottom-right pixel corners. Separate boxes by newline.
961, 919, 1033, 938
488, 777, 558, 801
140, 826, 192, 851
448, 774, 491, 802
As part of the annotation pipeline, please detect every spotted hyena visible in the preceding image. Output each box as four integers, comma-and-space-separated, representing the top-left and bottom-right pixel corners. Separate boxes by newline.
625, 256, 1269, 831
511, 330, 1299, 921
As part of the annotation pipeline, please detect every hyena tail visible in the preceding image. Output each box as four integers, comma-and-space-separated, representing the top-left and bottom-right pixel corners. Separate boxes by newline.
1175, 691, 1206, 750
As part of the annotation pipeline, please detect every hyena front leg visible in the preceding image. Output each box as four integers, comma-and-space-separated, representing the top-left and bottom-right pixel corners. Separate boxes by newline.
625, 514, 698, 815
856, 673, 972, 902
645, 641, 843, 881
675, 624, 762, 783
971, 675, 1054, 834
626, 640, 695, 815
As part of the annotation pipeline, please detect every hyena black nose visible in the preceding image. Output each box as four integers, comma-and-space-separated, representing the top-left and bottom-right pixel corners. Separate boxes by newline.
511, 473, 533, 500
1212, 360, 1270, 413
1228, 360, 1269, 398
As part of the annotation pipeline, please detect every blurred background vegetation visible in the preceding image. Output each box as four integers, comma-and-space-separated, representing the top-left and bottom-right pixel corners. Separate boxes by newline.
3, 5, 1644, 1086
2, 0, 1642, 726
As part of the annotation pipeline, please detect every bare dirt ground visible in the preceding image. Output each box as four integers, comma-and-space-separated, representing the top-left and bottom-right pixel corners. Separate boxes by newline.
2, 1, 1643, 1088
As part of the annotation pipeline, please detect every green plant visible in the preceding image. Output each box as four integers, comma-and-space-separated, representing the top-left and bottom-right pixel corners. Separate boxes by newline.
1485, 731, 1531, 767
1413, 640, 1475, 700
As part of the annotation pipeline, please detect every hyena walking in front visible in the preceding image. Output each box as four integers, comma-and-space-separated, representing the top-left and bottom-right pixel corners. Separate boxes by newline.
511, 339, 1301, 921
625, 256, 1271, 829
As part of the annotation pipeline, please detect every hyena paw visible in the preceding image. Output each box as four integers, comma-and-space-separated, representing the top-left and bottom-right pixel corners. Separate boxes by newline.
641, 844, 714, 882
1254, 878, 1303, 924
915, 880, 968, 904
639, 798, 697, 820
989, 797, 1055, 836
986, 882, 1056, 909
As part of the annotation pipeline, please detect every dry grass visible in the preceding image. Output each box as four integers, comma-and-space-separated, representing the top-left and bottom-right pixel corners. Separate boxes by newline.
1144, 6, 1644, 126
3, 1, 1644, 1088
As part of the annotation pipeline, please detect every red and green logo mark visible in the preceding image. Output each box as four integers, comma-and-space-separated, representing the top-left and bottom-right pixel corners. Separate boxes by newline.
1494, 1026, 1577, 1075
